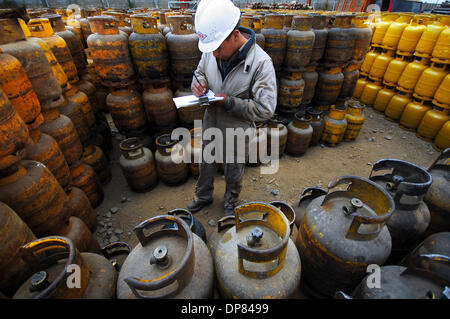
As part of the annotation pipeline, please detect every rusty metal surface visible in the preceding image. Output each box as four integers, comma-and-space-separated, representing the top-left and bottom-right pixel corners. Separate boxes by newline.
66, 186, 96, 230
57, 216, 99, 253
284, 16, 315, 72
155, 134, 189, 186
69, 161, 104, 209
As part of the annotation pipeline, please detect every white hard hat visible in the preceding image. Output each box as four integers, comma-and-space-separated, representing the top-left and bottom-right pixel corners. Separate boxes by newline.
194, 0, 241, 53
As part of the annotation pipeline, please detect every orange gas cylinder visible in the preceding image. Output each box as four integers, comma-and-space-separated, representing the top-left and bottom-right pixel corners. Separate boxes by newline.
360, 80, 382, 107
69, 160, 104, 208
371, 14, 399, 47
432, 73, 450, 109
369, 49, 395, 82
27, 18, 79, 84
413, 62, 447, 101
64, 84, 96, 129
353, 77, 368, 99
414, 17, 448, 58
384, 90, 412, 121
433, 120, 450, 151
82, 143, 111, 184
25, 127, 71, 189
344, 100, 365, 141
0, 202, 36, 297
0, 160, 71, 237
66, 186, 96, 230
0, 51, 41, 126
383, 55, 409, 87
142, 81, 178, 132
373, 86, 396, 113
399, 98, 432, 131
360, 49, 379, 77
0, 87, 29, 171
396, 17, 426, 57
431, 25, 450, 64
57, 216, 100, 253
59, 92, 90, 145
320, 105, 348, 146
382, 15, 411, 51
396, 57, 430, 93
417, 106, 450, 141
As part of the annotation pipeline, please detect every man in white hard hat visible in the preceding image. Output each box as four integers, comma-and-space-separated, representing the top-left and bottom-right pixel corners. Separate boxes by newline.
187, 0, 277, 216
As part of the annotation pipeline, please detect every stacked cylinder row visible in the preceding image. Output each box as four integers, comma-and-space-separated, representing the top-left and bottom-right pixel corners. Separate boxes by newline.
354, 12, 450, 151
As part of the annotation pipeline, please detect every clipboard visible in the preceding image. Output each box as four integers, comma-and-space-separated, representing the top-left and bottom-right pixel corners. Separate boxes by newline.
172, 90, 224, 109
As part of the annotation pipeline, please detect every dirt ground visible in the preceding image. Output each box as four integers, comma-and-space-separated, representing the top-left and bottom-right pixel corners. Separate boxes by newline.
95, 106, 439, 250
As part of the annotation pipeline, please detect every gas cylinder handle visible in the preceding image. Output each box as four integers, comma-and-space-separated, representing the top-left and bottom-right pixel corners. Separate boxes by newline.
217, 216, 237, 232
401, 254, 450, 288
234, 202, 290, 279
120, 137, 144, 160
428, 148, 450, 171
323, 175, 395, 241
269, 200, 296, 231
125, 215, 194, 299
100, 241, 132, 259
19, 236, 85, 299
168, 208, 194, 229
298, 186, 328, 206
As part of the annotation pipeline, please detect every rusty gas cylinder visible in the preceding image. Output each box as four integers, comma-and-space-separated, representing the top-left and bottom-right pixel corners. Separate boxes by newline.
129, 14, 169, 82
117, 215, 214, 298
315, 66, 344, 106
155, 133, 189, 186
59, 93, 90, 145
370, 159, 432, 263
174, 84, 206, 129
168, 208, 207, 243
13, 236, 117, 299
82, 143, 111, 184
76, 78, 101, 115
292, 186, 328, 227
0, 160, 71, 237
306, 107, 324, 146
324, 15, 355, 66
241, 16, 265, 49
339, 63, 360, 99
25, 127, 71, 189
69, 160, 104, 209
184, 128, 202, 177
87, 16, 135, 88
277, 72, 305, 113
39, 104, 83, 166
0, 202, 36, 296
27, 18, 79, 84
166, 15, 201, 80
66, 186, 96, 230
351, 16, 372, 63
321, 105, 348, 146
400, 232, 450, 283
119, 137, 158, 192
262, 14, 287, 72
309, 14, 328, 64
0, 87, 29, 170
286, 112, 313, 156
284, 16, 315, 72
344, 99, 365, 141
42, 14, 87, 76
142, 81, 177, 132
269, 201, 300, 252
106, 87, 148, 134
298, 176, 394, 298
64, 84, 96, 129
266, 116, 288, 157
301, 64, 319, 106
208, 202, 301, 298
0, 18, 63, 109
57, 216, 100, 253
423, 149, 450, 234
0, 51, 41, 126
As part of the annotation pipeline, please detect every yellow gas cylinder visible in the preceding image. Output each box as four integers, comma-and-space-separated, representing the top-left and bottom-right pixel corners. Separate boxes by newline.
417, 106, 450, 141
431, 25, 450, 64
396, 57, 430, 93
353, 77, 368, 99
396, 17, 426, 57
414, 16, 448, 58
433, 120, 450, 151
360, 80, 382, 107
413, 62, 447, 101
360, 49, 379, 76
384, 90, 412, 121
382, 15, 411, 51
432, 73, 450, 109
373, 85, 396, 113
371, 14, 399, 47
383, 55, 409, 87
399, 98, 432, 131
368, 49, 395, 81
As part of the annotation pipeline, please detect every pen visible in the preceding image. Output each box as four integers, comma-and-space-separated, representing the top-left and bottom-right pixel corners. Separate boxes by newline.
191, 67, 206, 96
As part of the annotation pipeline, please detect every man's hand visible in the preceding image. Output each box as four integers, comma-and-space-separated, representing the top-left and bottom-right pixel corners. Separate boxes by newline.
193, 81, 207, 97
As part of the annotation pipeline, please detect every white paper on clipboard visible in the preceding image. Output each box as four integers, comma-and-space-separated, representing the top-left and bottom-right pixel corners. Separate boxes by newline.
172, 90, 224, 109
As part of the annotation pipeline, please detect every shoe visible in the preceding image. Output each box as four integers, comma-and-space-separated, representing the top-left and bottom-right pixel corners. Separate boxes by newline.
223, 206, 235, 217
187, 199, 213, 213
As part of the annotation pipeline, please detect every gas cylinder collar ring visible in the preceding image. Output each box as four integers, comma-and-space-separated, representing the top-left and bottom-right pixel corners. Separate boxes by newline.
247, 227, 264, 247
343, 198, 364, 216
150, 246, 171, 269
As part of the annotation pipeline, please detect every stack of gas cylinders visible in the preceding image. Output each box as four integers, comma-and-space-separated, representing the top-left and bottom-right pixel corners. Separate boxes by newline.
355, 12, 450, 151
